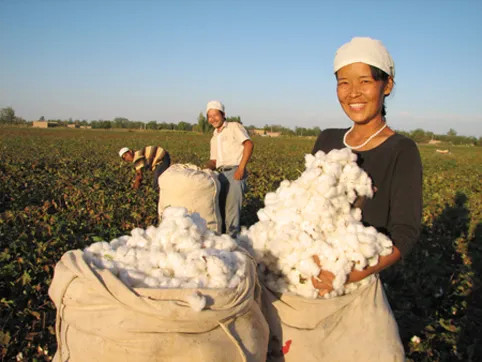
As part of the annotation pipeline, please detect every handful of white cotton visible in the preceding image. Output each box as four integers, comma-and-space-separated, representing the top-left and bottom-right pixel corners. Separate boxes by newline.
238, 148, 393, 299
83, 207, 248, 311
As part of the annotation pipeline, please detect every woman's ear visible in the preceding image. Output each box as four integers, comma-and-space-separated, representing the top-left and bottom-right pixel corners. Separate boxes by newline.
384, 77, 394, 96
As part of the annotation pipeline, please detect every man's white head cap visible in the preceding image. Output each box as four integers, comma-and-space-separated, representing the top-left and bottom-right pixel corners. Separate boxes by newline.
206, 100, 225, 114
119, 147, 130, 158
333, 37, 395, 78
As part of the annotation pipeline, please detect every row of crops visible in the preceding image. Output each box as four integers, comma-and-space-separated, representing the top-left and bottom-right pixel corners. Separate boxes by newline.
0, 127, 480, 361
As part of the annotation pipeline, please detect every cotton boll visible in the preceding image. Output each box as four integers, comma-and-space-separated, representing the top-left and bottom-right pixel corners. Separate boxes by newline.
86, 242, 105, 254
168, 278, 182, 288
176, 236, 201, 253
342, 163, 362, 180
148, 251, 163, 268
176, 216, 194, 230
368, 255, 379, 267
379, 247, 393, 256
228, 275, 243, 288
131, 228, 145, 239
92, 257, 113, 271
177, 259, 205, 279
264, 192, 278, 206
202, 236, 216, 249
117, 235, 129, 245
324, 163, 343, 179
205, 255, 230, 277
110, 238, 122, 249
166, 252, 186, 272
83, 249, 96, 262
213, 234, 237, 251
145, 225, 158, 242
280, 180, 291, 188
304, 153, 316, 168
126, 236, 138, 248
256, 208, 270, 222
324, 186, 338, 199
345, 190, 357, 204
162, 206, 188, 219
297, 258, 321, 277
191, 212, 208, 234
295, 282, 320, 299
149, 268, 164, 279
186, 292, 207, 312
118, 251, 135, 267
119, 269, 146, 288
359, 242, 376, 259
350, 208, 362, 221
377, 233, 393, 248
341, 233, 360, 252
142, 276, 160, 288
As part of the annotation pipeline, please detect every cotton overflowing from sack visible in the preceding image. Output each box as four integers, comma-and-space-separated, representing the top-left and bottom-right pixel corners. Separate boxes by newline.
83, 207, 247, 295
236, 148, 404, 360
262, 276, 404, 361
238, 149, 393, 298
158, 163, 222, 233
48, 208, 269, 361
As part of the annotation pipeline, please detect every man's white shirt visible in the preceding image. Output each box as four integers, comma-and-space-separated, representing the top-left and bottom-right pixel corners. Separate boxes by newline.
210, 122, 250, 168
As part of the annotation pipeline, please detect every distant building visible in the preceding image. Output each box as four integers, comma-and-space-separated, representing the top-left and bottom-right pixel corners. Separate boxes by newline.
67, 124, 80, 128
251, 129, 266, 136
250, 129, 281, 137
428, 139, 441, 145
32, 121, 59, 128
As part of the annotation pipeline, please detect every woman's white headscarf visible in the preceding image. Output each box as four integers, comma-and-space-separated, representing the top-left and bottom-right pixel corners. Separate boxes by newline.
333, 37, 395, 78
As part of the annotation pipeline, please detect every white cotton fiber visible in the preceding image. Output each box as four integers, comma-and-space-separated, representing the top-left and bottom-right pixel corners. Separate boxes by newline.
83, 207, 248, 311
238, 148, 393, 299
185, 292, 207, 312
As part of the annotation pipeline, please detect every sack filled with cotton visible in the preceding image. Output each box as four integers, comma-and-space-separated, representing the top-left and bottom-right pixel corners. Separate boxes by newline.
237, 149, 402, 361
48, 207, 268, 362
158, 163, 222, 233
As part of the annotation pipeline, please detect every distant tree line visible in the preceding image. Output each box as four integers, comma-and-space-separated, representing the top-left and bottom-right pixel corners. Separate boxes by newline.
0, 107, 26, 125
1, 106, 480, 145
396, 128, 481, 146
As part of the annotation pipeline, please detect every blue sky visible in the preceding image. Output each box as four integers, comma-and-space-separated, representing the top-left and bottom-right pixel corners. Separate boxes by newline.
1, 0, 481, 137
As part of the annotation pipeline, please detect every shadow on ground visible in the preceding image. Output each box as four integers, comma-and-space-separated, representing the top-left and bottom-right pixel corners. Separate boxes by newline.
382, 192, 480, 361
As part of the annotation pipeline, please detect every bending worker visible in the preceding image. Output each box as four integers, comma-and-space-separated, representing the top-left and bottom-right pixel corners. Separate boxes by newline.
119, 146, 171, 190
205, 100, 254, 236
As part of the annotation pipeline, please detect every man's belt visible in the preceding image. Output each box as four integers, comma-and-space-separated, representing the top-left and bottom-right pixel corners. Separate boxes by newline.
217, 165, 237, 172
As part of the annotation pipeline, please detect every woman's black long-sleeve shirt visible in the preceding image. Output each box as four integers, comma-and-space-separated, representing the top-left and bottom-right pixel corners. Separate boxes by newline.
312, 129, 423, 257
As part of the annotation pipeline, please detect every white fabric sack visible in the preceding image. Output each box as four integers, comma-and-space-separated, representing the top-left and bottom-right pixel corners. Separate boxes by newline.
48, 250, 269, 362
262, 275, 404, 362
158, 164, 222, 233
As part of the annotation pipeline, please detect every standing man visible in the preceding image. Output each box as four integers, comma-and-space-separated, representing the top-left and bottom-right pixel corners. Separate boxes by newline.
119, 146, 171, 190
205, 100, 254, 236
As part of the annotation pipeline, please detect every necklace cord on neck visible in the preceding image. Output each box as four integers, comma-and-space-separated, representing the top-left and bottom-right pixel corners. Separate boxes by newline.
343, 123, 387, 150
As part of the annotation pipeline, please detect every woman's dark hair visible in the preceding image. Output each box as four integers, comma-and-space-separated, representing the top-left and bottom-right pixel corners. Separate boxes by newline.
369, 65, 391, 118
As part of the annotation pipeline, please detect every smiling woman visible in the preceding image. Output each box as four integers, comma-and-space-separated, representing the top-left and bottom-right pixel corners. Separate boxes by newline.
308, 37, 423, 360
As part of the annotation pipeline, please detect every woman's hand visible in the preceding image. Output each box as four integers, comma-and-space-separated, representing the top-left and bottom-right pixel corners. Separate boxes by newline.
311, 255, 335, 297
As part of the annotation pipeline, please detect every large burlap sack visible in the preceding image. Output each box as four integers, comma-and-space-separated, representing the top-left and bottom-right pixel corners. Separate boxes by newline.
262, 276, 404, 362
158, 164, 222, 233
48, 250, 269, 362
